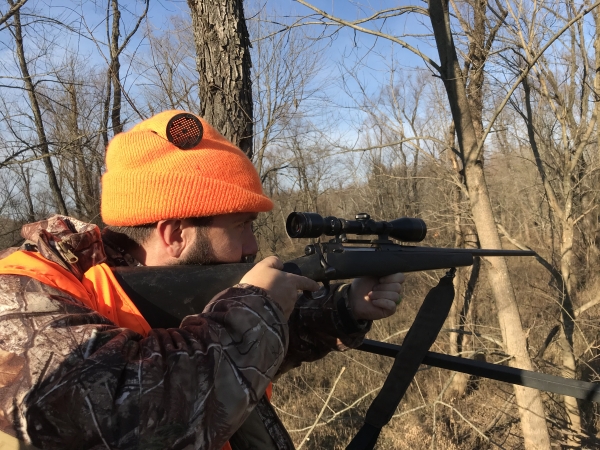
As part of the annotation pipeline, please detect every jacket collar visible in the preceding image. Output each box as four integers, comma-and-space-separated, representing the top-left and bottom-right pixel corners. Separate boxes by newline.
20, 215, 106, 280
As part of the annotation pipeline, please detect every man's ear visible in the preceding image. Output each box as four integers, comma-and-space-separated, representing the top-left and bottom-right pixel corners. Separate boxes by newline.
155, 219, 188, 258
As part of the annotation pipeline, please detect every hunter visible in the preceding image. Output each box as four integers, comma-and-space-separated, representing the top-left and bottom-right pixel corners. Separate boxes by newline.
0, 110, 404, 449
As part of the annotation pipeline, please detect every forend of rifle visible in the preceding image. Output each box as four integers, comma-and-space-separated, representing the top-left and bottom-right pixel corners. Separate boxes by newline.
286, 212, 427, 242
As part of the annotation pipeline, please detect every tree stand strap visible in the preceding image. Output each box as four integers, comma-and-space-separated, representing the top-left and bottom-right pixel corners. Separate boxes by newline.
346, 269, 456, 450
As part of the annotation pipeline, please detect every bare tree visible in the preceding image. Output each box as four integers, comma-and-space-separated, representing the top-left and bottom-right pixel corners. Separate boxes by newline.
101, 0, 148, 147
427, 1, 552, 446
40, 59, 106, 222
248, 9, 328, 181
8, 0, 67, 215
497, 2, 600, 441
187, 0, 254, 156
0, 0, 25, 28
137, 17, 200, 114
289, 0, 564, 446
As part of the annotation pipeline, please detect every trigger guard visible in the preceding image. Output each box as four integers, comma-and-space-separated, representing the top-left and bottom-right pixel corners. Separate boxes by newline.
303, 289, 314, 300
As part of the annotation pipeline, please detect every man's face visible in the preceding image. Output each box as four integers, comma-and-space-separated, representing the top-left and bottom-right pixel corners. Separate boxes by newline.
182, 212, 259, 265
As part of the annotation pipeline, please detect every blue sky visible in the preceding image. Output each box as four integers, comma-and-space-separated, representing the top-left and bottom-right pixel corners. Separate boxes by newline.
0, 0, 437, 150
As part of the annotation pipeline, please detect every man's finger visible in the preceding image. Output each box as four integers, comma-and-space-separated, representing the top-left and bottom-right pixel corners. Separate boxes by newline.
291, 275, 320, 292
370, 298, 397, 313
368, 291, 401, 301
260, 255, 283, 270
379, 273, 405, 284
372, 282, 403, 293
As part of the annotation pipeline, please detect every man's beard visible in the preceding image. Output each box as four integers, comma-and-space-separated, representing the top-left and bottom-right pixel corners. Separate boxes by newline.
172, 226, 216, 266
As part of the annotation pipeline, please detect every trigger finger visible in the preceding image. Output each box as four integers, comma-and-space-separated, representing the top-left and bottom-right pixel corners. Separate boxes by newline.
293, 275, 320, 292
261, 255, 283, 270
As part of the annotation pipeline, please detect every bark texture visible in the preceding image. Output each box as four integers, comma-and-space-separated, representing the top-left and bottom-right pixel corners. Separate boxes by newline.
428, 0, 552, 448
109, 0, 123, 135
187, 0, 254, 157
447, 122, 480, 398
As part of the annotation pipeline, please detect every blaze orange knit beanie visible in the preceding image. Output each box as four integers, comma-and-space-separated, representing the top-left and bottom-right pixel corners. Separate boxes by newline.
101, 110, 273, 226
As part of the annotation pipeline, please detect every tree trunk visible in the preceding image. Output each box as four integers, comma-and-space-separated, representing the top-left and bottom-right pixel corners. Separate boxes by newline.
101, 70, 112, 149
109, 0, 123, 135
101, 0, 147, 146
559, 217, 582, 445
447, 123, 480, 398
448, 256, 480, 398
11, 6, 68, 215
428, 1, 551, 448
522, 73, 584, 445
18, 166, 35, 222
187, 0, 254, 157
587, 8, 600, 265
66, 84, 98, 221
464, 0, 487, 139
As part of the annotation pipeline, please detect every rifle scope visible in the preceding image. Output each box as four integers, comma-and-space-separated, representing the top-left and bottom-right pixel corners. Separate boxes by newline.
286, 212, 427, 242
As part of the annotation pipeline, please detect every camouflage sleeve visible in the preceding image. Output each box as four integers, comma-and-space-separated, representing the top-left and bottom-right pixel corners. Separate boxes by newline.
277, 283, 372, 376
0, 275, 287, 450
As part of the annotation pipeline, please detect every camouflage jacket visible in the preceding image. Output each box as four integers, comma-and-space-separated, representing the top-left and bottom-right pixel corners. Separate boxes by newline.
0, 216, 370, 450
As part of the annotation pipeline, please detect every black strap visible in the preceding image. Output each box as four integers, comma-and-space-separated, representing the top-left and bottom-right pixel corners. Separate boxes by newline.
358, 339, 600, 403
346, 269, 456, 450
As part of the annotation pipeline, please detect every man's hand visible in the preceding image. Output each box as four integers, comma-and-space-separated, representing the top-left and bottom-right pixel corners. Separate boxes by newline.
240, 256, 320, 319
348, 273, 406, 321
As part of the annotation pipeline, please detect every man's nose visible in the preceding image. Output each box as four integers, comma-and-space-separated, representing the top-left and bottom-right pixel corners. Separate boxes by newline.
242, 229, 259, 257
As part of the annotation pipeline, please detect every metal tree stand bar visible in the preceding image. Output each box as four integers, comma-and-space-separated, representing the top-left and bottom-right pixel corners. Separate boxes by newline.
358, 339, 600, 402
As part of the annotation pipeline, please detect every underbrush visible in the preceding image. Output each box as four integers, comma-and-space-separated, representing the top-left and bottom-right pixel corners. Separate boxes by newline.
271, 262, 600, 449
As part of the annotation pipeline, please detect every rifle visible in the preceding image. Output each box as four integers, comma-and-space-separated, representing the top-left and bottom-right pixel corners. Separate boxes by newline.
113, 212, 600, 449
114, 212, 534, 328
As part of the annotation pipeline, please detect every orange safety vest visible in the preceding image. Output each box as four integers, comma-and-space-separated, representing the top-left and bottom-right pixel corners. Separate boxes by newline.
0, 251, 152, 335
0, 250, 274, 450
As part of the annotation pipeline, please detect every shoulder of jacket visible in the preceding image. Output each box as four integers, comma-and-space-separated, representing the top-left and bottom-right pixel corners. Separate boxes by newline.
18, 215, 106, 279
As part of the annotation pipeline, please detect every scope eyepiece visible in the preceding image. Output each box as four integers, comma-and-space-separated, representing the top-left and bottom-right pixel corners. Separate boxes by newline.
286, 212, 427, 242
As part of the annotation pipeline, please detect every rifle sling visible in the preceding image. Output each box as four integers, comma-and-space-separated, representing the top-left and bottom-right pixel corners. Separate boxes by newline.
346, 269, 456, 450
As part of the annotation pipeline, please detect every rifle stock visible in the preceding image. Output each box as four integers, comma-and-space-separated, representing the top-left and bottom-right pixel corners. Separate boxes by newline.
114, 263, 253, 329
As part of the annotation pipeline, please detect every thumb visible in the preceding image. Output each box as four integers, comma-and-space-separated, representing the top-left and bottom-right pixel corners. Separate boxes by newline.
260, 255, 284, 270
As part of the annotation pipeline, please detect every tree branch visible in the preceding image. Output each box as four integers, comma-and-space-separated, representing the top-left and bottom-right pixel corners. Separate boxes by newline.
294, 0, 441, 72
0, 0, 27, 28
475, 0, 600, 161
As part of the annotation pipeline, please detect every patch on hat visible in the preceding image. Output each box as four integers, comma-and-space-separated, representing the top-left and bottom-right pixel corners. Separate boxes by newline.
166, 113, 204, 149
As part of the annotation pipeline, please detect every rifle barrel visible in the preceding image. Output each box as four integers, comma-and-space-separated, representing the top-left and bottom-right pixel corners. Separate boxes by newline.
390, 246, 535, 257
455, 248, 535, 257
